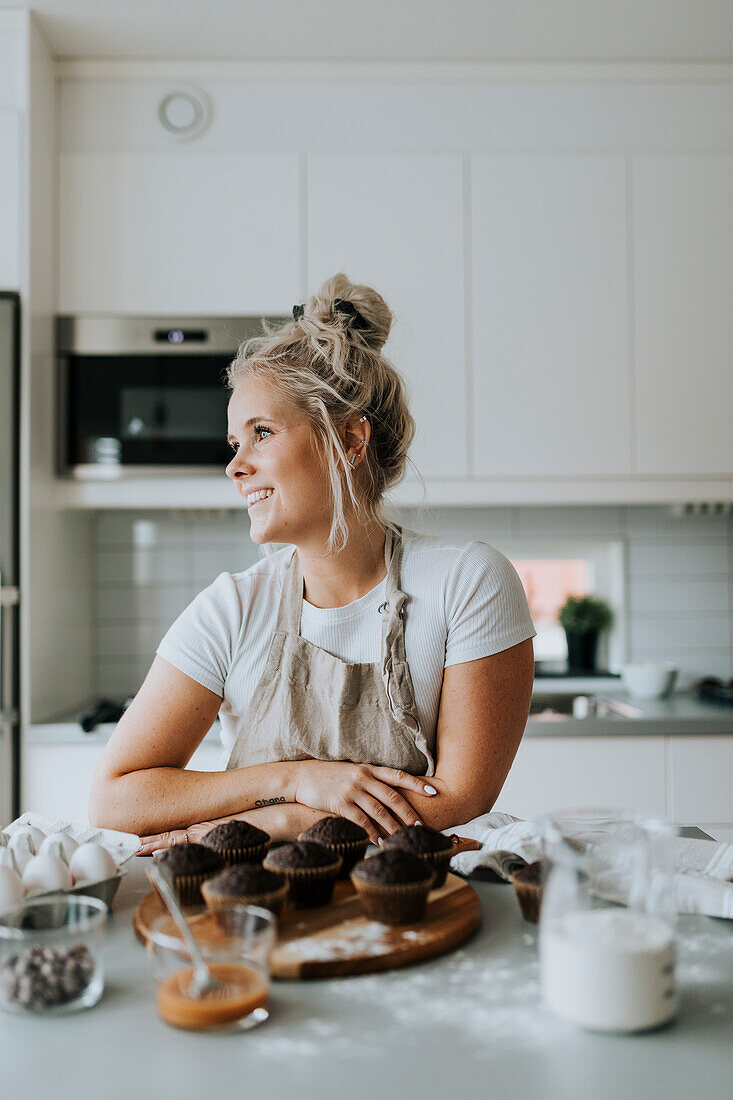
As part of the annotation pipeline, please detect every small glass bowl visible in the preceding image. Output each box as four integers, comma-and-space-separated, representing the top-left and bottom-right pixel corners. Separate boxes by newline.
0, 895, 107, 1015
147, 903, 275, 1032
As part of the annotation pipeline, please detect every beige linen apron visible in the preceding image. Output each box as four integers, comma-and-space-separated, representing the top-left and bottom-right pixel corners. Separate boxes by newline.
226, 525, 435, 777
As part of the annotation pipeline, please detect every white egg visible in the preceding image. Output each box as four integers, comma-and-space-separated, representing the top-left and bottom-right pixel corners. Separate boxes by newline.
9, 825, 45, 856
38, 832, 78, 864
0, 865, 25, 913
8, 834, 35, 873
22, 852, 73, 894
69, 842, 117, 885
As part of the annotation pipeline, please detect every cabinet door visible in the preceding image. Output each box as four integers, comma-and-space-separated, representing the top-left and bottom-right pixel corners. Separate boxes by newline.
669, 737, 733, 824
307, 155, 466, 479
58, 152, 300, 313
633, 156, 733, 475
23, 744, 105, 824
472, 155, 631, 477
22, 738, 224, 824
493, 736, 667, 820
0, 111, 19, 289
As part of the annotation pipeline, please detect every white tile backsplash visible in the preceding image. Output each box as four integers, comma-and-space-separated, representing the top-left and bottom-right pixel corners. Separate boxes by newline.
97, 582, 194, 622
630, 614, 730, 651
629, 577, 730, 614
628, 540, 729, 577
625, 506, 729, 538
514, 506, 624, 537
191, 543, 260, 586
91, 506, 733, 698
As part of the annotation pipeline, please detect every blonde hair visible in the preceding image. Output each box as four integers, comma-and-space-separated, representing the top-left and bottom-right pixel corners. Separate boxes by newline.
227, 272, 422, 555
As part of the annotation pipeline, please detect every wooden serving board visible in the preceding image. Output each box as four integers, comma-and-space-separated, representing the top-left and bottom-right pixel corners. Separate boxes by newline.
134, 872, 481, 980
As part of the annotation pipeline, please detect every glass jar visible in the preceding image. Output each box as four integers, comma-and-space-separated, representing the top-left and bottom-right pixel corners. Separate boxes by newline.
147, 903, 275, 1031
0, 895, 107, 1015
539, 809, 677, 1033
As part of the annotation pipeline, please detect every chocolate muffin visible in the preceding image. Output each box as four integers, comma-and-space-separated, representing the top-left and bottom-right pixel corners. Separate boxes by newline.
201, 864, 288, 920
350, 850, 435, 924
297, 817, 369, 879
382, 824, 455, 888
510, 861, 544, 923
156, 843, 224, 905
199, 820, 270, 866
263, 841, 342, 908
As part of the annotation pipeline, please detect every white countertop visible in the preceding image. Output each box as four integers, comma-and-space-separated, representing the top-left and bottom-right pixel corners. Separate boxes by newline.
2, 849, 732, 1100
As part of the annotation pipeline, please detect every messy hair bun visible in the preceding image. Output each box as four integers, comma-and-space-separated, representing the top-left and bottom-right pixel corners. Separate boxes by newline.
227, 272, 418, 554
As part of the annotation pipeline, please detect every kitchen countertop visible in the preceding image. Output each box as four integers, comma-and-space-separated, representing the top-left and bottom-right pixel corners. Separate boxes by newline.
526, 688, 733, 737
1, 844, 731, 1100
27, 685, 733, 744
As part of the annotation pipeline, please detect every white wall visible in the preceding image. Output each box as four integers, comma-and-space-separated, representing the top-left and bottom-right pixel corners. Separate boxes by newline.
25, 16, 96, 724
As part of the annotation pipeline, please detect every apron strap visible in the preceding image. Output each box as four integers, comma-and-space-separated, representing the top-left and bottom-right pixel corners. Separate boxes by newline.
274, 547, 302, 634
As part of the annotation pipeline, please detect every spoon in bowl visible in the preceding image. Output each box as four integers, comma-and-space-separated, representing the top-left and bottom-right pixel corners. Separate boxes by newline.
147, 862, 227, 1000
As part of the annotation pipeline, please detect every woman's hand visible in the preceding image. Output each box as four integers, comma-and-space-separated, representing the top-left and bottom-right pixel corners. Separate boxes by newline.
293, 762, 437, 844
137, 817, 235, 856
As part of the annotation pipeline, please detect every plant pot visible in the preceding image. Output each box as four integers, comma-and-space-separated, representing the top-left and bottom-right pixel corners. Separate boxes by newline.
565, 630, 598, 673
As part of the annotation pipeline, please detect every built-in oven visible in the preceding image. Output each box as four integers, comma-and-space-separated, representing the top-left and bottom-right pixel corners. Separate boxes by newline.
56, 315, 285, 478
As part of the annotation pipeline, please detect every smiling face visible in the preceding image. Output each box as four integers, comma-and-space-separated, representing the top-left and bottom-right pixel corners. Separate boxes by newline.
225, 376, 335, 547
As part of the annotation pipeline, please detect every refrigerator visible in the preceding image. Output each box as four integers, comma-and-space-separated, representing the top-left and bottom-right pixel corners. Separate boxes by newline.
0, 292, 20, 824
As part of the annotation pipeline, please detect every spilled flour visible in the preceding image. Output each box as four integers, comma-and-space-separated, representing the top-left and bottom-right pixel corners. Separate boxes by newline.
277, 921, 428, 962
252, 943, 557, 1062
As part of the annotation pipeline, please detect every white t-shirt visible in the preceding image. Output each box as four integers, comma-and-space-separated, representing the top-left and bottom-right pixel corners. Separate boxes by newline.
156, 529, 536, 761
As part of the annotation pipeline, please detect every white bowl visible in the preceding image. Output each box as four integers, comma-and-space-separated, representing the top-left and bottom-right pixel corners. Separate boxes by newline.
620, 662, 678, 699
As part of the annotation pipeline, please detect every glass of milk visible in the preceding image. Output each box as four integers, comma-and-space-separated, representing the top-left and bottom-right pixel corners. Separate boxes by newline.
538, 809, 677, 1033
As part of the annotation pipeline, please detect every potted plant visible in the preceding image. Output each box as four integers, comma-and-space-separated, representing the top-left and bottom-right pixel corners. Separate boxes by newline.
558, 595, 613, 674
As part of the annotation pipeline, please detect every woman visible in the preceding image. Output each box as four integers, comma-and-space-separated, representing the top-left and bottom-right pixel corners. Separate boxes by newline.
89, 273, 536, 852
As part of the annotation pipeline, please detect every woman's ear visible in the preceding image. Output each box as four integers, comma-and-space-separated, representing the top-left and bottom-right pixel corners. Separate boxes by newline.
342, 413, 371, 468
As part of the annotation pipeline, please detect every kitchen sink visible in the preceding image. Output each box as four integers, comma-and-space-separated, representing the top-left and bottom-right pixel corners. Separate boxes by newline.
529, 692, 643, 720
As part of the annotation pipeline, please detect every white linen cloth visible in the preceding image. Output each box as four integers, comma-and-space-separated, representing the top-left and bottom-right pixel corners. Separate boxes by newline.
447, 812, 733, 919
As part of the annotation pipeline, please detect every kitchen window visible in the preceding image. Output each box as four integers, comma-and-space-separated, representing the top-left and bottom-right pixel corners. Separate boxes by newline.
504, 539, 626, 672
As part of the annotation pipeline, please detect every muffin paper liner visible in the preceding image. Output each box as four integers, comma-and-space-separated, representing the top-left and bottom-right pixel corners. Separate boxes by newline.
204, 841, 270, 867
201, 878, 288, 920
510, 874, 542, 923
415, 848, 454, 889
172, 870, 219, 907
263, 855, 342, 909
296, 834, 369, 880
350, 872, 436, 925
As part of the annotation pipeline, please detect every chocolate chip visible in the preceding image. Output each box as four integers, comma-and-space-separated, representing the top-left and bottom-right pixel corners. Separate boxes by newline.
0, 944, 95, 1009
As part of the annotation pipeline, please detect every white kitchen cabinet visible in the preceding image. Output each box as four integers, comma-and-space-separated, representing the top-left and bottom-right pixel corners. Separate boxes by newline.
668, 737, 733, 825
633, 156, 733, 476
471, 155, 631, 478
493, 735, 667, 820
23, 737, 224, 826
307, 154, 466, 479
58, 152, 300, 314
0, 111, 20, 289
23, 743, 105, 824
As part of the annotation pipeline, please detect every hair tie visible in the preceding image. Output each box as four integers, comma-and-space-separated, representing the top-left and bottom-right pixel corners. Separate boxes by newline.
292, 304, 305, 321
333, 299, 370, 332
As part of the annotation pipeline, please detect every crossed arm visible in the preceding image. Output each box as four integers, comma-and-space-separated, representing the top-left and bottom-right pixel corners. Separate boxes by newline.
89, 638, 534, 851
